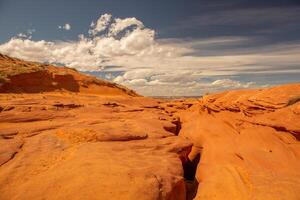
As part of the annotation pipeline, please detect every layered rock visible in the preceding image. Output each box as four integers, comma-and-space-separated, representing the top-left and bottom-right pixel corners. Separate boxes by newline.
180, 83, 300, 200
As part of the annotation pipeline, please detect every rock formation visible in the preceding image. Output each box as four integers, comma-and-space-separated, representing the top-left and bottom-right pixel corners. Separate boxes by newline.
0, 54, 299, 199
180, 84, 300, 200
0, 54, 137, 96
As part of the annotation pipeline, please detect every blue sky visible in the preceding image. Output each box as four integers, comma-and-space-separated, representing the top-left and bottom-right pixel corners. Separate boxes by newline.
0, 0, 300, 96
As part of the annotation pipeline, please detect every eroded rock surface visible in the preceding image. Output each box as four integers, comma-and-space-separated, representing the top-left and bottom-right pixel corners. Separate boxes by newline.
0, 93, 194, 200
180, 83, 300, 200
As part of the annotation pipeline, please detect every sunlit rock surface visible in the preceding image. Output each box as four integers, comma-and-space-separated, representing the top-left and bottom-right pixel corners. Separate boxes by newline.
180, 83, 300, 200
1, 54, 299, 199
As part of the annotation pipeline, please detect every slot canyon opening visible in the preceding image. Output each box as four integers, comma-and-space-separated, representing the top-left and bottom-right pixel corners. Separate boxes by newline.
183, 151, 201, 200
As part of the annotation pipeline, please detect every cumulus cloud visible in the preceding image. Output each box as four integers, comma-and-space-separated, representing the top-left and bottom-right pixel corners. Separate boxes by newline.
89, 13, 112, 35
0, 14, 170, 70
109, 17, 144, 36
59, 23, 71, 30
0, 13, 299, 96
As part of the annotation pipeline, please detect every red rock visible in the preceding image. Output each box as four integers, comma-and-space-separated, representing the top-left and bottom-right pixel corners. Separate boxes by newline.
180, 83, 300, 200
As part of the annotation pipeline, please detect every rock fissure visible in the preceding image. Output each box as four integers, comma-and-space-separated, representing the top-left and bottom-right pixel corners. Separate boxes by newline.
175, 116, 201, 200
0, 142, 24, 167
183, 150, 200, 200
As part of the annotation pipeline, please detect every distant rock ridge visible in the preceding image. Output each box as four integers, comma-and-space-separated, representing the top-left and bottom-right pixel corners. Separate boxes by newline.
0, 53, 138, 96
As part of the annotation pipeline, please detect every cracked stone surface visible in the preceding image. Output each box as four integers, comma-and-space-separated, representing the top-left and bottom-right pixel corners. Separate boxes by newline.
0, 93, 194, 200
179, 83, 300, 200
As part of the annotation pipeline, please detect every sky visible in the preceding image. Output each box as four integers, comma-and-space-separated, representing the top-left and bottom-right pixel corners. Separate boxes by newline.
0, 0, 300, 96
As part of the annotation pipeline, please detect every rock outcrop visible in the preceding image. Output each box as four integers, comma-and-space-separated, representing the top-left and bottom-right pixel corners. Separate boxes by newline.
180, 83, 300, 200
0, 92, 196, 200
0, 54, 137, 96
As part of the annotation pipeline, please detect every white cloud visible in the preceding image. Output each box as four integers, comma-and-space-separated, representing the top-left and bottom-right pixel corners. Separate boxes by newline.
17, 33, 27, 38
59, 23, 71, 30
109, 17, 144, 36
211, 79, 255, 88
16, 29, 35, 39
89, 13, 112, 35
112, 69, 257, 96
0, 13, 300, 96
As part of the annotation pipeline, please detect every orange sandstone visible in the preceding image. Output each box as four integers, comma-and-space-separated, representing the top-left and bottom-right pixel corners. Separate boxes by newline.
0, 54, 300, 199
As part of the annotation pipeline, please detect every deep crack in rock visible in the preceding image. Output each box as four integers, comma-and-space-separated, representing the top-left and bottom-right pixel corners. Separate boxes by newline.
183, 152, 200, 200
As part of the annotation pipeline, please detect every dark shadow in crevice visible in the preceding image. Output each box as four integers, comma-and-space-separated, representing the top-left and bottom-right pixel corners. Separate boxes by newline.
183, 153, 201, 200
185, 179, 199, 200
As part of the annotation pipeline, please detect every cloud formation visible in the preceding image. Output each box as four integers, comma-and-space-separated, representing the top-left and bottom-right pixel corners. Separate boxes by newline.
211, 79, 255, 88
16, 29, 36, 39
89, 14, 112, 36
0, 13, 299, 96
59, 23, 71, 30
109, 17, 144, 36
0, 14, 173, 70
